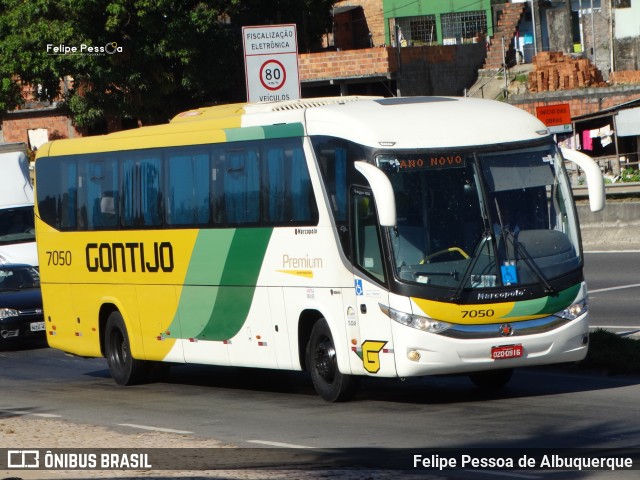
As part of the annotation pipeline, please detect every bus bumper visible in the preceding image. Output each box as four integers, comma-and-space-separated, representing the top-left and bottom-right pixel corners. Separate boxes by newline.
392, 312, 589, 377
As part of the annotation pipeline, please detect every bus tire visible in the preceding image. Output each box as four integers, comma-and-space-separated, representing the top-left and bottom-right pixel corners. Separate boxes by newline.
104, 311, 148, 386
469, 368, 513, 389
307, 319, 359, 402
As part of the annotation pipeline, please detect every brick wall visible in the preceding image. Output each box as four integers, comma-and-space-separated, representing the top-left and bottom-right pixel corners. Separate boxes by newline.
399, 44, 485, 96
299, 46, 395, 81
332, 0, 386, 47
527, 51, 605, 93
300, 43, 485, 96
1, 110, 82, 147
609, 70, 640, 85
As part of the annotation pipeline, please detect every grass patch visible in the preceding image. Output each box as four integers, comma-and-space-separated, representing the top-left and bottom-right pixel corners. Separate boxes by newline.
578, 329, 640, 375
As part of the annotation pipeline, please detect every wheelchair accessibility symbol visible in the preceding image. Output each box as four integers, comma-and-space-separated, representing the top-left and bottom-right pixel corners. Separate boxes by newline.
354, 279, 364, 296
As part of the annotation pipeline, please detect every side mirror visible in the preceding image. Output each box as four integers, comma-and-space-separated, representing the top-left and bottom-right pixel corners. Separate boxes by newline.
354, 161, 396, 226
561, 148, 605, 212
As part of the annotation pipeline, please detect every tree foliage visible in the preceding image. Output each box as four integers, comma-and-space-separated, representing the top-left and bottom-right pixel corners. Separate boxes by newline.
0, 0, 335, 130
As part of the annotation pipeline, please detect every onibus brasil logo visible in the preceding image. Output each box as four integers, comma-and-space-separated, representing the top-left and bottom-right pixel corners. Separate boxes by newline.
47, 42, 123, 55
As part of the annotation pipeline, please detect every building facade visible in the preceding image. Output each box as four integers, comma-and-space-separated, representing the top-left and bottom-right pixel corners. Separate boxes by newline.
383, 0, 493, 47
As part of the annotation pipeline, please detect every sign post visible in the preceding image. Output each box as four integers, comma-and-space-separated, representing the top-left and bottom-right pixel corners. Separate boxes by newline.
535, 103, 572, 134
242, 24, 300, 103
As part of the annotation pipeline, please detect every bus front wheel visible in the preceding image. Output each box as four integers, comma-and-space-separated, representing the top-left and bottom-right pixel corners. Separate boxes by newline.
307, 319, 359, 402
104, 311, 148, 386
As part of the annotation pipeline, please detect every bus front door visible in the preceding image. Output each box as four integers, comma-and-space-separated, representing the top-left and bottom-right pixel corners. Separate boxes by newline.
350, 188, 396, 377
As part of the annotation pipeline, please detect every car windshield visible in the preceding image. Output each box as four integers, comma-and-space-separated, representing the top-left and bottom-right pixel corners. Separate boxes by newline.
377, 143, 581, 291
0, 266, 40, 291
0, 206, 36, 245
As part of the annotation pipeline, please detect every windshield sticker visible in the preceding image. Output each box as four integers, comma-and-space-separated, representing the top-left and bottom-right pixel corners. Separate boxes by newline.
501, 263, 519, 285
471, 274, 497, 288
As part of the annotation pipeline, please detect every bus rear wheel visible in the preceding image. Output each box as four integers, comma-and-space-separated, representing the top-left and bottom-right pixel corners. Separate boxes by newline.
469, 368, 513, 389
104, 311, 148, 386
307, 319, 359, 402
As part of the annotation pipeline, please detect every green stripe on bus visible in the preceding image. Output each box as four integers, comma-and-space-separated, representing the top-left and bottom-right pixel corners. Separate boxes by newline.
263, 123, 304, 139
186, 229, 235, 284
505, 283, 581, 318
224, 123, 303, 142
175, 228, 273, 341
199, 228, 273, 340
540, 283, 582, 313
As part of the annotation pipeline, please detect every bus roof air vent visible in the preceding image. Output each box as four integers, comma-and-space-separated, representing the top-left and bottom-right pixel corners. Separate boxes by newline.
244, 96, 382, 114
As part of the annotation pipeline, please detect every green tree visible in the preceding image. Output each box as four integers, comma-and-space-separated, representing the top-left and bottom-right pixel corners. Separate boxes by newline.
236, 0, 334, 53
0, 0, 335, 131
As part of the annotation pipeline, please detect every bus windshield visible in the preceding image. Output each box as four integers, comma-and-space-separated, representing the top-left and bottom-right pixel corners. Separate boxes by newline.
377, 144, 581, 291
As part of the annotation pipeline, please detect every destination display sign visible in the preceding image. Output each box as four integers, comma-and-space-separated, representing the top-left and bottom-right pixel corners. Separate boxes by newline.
377, 154, 467, 172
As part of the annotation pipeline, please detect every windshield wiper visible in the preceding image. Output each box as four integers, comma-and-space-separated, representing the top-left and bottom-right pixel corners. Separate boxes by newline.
449, 230, 491, 303
501, 229, 557, 295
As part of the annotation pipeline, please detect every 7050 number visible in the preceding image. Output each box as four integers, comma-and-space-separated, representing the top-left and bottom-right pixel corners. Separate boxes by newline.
47, 250, 72, 266
461, 309, 495, 318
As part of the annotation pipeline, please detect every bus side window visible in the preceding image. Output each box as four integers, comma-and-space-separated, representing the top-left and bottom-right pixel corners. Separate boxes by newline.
84, 158, 119, 229
166, 151, 210, 226
122, 155, 162, 227
263, 142, 316, 224
224, 149, 260, 224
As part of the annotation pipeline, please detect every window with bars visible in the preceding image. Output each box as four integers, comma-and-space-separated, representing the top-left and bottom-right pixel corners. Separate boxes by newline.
393, 15, 437, 46
440, 10, 488, 45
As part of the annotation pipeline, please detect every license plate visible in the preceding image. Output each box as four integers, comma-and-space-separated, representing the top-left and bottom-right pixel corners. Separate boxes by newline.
491, 344, 523, 360
30, 322, 46, 332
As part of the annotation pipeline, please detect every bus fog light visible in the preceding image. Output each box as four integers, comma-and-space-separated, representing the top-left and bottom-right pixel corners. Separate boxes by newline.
408, 350, 421, 361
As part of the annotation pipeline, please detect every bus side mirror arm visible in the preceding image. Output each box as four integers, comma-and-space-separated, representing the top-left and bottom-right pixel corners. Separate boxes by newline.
561, 148, 605, 213
354, 161, 397, 226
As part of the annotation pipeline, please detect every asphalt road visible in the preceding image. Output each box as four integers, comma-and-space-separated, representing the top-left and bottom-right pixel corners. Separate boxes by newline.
1, 343, 639, 449
583, 250, 640, 334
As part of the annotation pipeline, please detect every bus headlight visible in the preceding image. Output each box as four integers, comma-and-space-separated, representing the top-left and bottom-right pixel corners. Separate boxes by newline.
379, 304, 452, 333
556, 298, 588, 320
0, 308, 19, 319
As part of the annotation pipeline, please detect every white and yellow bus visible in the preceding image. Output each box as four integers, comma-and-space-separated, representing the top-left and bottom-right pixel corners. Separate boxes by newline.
34, 96, 604, 401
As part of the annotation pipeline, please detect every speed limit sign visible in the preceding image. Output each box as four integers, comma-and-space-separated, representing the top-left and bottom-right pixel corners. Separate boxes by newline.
260, 59, 286, 91
243, 24, 300, 102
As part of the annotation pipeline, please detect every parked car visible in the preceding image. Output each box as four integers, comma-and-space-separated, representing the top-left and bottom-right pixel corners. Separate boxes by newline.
0, 150, 38, 266
0, 264, 45, 344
